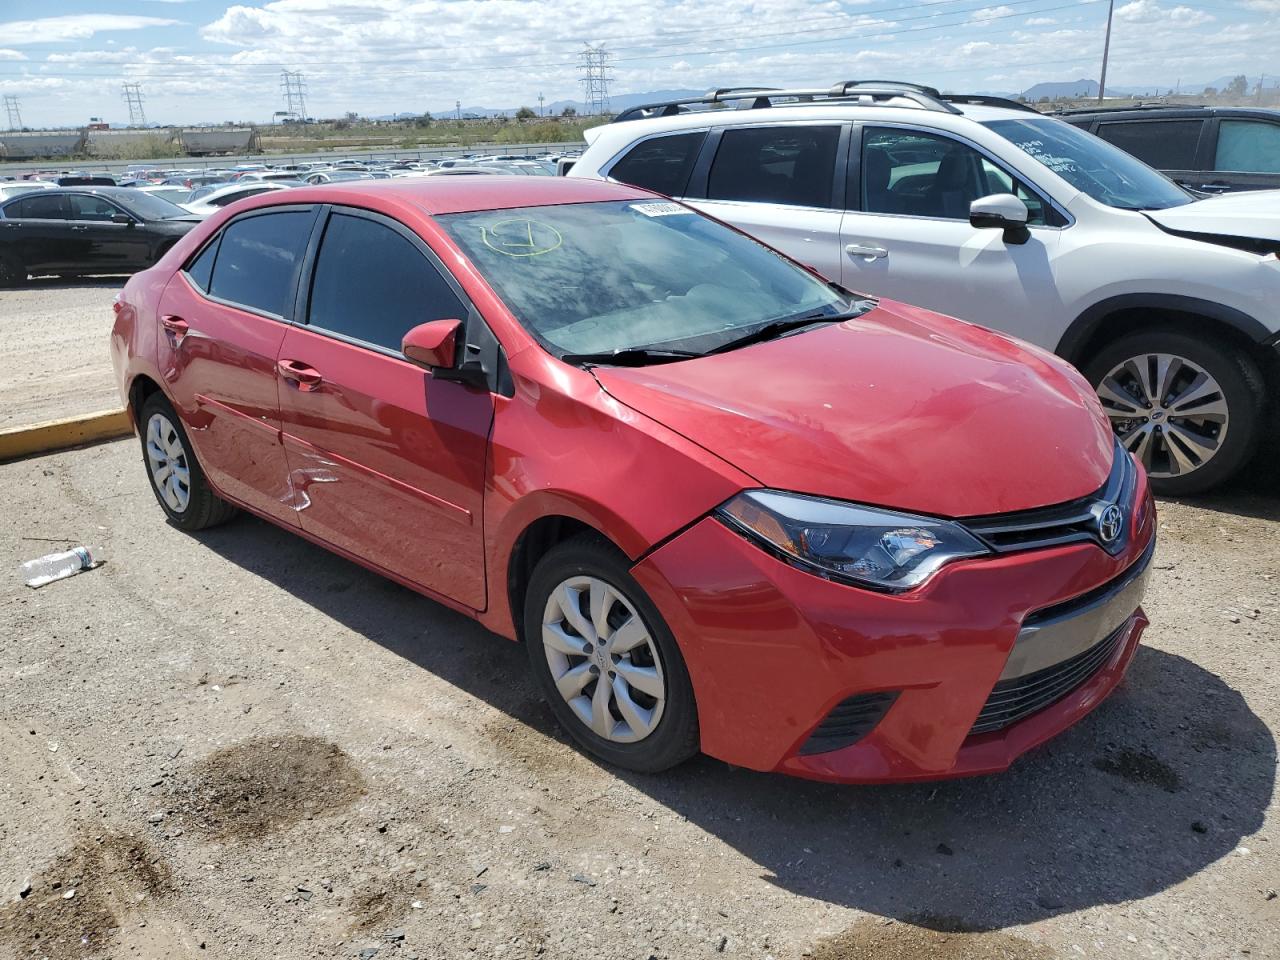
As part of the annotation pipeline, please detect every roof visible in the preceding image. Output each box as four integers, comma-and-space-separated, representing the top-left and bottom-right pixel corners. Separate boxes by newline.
278, 175, 653, 215
1054, 105, 1280, 121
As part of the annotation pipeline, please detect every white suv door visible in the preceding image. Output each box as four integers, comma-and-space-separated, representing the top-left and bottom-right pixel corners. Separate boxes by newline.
681, 123, 849, 282
840, 125, 1067, 349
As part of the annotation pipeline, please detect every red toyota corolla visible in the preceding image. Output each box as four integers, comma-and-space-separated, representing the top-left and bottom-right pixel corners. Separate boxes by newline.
110, 177, 1155, 783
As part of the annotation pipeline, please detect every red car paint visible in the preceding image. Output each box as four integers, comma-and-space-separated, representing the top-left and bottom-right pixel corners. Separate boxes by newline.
111, 177, 1154, 783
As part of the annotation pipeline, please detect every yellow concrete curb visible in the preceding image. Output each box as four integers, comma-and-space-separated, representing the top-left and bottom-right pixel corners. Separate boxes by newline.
0, 409, 134, 463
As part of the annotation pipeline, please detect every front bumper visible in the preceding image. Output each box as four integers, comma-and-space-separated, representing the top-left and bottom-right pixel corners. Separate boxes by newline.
631, 480, 1155, 784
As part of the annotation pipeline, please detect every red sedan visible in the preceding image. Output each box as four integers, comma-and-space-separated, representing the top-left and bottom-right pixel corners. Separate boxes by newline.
110, 178, 1155, 782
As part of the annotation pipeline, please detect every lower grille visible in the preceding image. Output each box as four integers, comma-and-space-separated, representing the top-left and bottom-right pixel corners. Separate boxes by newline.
798, 691, 899, 755
970, 624, 1127, 735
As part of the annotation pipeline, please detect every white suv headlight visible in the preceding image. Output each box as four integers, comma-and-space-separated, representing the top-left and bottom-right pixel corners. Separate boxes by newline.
717, 490, 990, 592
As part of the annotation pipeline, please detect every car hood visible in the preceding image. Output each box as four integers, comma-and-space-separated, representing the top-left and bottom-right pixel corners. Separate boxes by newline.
1144, 190, 1280, 243
593, 300, 1115, 517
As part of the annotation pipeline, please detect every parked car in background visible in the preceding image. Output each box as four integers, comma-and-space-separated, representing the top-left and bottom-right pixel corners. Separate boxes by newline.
54, 174, 117, 187
111, 176, 1154, 782
305, 170, 375, 184
0, 181, 57, 202
181, 182, 293, 218
570, 81, 1280, 494
235, 171, 308, 183
136, 184, 195, 205
1055, 105, 1280, 193
0, 187, 198, 284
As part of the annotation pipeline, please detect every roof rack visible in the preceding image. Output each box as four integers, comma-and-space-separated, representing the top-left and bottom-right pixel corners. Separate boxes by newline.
1051, 102, 1206, 115
611, 81, 1041, 123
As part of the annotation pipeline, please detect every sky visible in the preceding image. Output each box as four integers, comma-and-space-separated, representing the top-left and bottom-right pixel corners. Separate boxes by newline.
0, 0, 1275, 127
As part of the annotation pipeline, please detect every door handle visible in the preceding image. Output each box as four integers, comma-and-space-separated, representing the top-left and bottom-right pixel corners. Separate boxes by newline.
278, 359, 323, 391
845, 243, 888, 260
160, 315, 189, 343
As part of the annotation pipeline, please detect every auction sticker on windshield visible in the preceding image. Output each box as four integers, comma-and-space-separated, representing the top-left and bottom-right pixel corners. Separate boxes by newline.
630, 201, 691, 217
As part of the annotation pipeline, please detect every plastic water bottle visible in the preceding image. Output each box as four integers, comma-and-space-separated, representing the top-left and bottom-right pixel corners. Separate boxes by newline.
19, 545, 102, 589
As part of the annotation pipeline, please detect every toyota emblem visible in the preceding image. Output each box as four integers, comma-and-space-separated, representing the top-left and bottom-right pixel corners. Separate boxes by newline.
1097, 504, 1124, 544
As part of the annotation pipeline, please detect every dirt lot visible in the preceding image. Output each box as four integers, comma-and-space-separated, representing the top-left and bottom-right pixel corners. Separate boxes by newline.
0, 280, 123, 430
0, 439, 1277, 960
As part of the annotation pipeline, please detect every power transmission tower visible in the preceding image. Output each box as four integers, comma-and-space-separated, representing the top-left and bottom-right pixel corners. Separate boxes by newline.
580, 44, 613, 116
280, 70, 308, 122
3, 95, 22, 131
122, 82, 147, 127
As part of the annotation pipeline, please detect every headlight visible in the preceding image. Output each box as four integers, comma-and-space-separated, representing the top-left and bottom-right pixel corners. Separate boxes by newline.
716, 490, 989, 591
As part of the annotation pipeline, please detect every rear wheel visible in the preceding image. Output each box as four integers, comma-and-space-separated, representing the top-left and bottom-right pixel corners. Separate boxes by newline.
524, 534, 699, 773
1084, 330, 1264, 496
138, 392, 238, 531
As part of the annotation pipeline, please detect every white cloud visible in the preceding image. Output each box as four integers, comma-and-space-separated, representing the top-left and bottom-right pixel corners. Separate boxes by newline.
972, 5, 1016, 19
0, 14, 180, 46
1025, 16, 1057, 25
0, 49, 26, 61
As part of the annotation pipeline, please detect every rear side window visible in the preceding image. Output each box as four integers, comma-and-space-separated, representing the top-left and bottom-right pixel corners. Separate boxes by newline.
707, 125, 841, 208
185, 240, 217, 292
609, 132, 706, 197
307, 213, 466, 353
207, 210, 313, 317
1095, 120, 1204, 169
1215, 120, 1280, 173
6, 193, 68, 219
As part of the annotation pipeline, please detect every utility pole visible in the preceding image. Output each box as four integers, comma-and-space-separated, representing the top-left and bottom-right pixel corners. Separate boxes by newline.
455, 99, 461, 121
122, 82, 147, 127
1097, 0, 1114, 103
3, 94, 22, 131
580, 44, 613, 115
538, 92, 545, 117
1259, 75, 1267, 104
280, 70, 308, 122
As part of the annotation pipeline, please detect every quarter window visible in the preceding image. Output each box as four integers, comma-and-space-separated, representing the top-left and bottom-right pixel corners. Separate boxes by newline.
707, 125, 841, 208
207, 210, 313, 317
1095, 120, 1204, 169
307, 213, 466, 353
184, 240, 217, 292
609, 132, 706, 197
1215, 120, 1280, 173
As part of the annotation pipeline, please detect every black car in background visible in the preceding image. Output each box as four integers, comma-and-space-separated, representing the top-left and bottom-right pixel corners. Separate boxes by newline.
1055, 105, 1280, 193
0, 187, 198, 285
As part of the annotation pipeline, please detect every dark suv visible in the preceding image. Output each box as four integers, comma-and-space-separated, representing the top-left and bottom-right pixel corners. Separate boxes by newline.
1055, 105, 1280, 193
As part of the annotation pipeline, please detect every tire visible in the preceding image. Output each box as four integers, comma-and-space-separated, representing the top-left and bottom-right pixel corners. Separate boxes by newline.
524, 534, 699, 774
1084, 329, 1264, 496
138, 392, 238, 531
0, 251, 25, 287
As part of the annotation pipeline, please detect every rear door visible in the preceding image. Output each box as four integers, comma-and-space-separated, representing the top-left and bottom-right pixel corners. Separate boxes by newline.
275, 206, 494, 609
156, 206, 319, 527
683, 123, 848, 280
0, 193, 72, 274
1092, 118, 1206, 189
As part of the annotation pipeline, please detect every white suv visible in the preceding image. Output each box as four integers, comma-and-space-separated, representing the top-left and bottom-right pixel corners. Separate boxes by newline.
569, 82, 1280, 495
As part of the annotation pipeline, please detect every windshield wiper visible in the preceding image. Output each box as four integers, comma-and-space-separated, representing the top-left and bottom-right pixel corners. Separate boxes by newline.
705, 308, 866, 356
560, 346, 702, 367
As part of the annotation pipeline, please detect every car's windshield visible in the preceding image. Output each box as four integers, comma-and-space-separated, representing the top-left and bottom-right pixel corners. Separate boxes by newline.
117, 191, 192, 220
437, 199, 854, 358
984, 117, 1193, 210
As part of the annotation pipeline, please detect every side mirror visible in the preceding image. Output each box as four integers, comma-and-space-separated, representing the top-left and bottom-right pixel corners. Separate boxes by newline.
969, 193, 1030, 244
402, 318, 462, 370
111, 212, 133, 225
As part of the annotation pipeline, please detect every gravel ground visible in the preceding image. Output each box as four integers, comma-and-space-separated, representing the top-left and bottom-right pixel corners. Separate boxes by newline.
0, 280, 124, 430
0, 439, 1276, 960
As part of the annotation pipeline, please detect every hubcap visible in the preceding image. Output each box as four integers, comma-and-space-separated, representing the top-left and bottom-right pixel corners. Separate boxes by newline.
1095, 352, 1229, 479
145, 413, 192, 513
541, 576, 666, 744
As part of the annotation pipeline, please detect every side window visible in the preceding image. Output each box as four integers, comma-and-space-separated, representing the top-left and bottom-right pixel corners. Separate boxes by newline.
307, 213, 466, 353
863, 128, 994, 220
978, 159, 1049, 226
1095, 120, 1204, 169
207, 210, 313, 317
184, 240, 217, 292
67, 195, 122, 221
6, 193, 68, 219
609, 132, 707, 197
1215, 120, 1280, 173
707, 125, 841, 207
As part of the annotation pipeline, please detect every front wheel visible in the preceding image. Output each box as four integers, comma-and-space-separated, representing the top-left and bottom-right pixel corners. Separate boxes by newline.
524, 535, 699, 774
1084, 330, 1264, 496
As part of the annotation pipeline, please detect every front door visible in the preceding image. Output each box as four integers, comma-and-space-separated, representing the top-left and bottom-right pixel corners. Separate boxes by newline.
840, 126, 1064, 349
156, 206, 319, 527
275, 207, 494, 609
65, 193, 153, 272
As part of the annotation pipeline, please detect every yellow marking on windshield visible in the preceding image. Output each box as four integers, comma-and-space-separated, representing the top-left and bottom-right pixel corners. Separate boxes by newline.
480, 218, 563, 258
